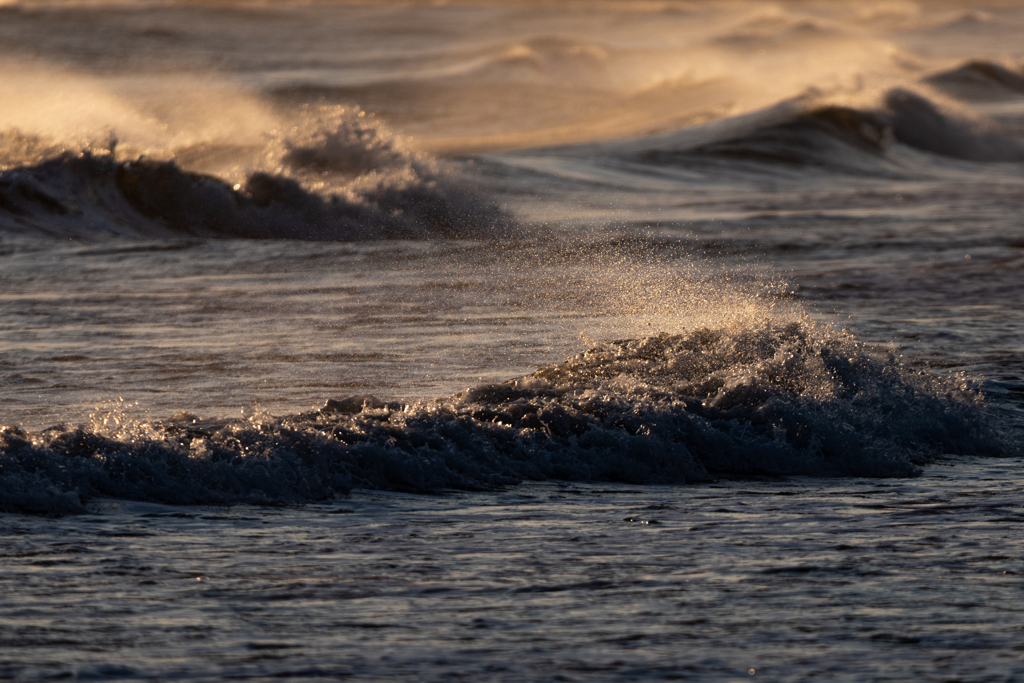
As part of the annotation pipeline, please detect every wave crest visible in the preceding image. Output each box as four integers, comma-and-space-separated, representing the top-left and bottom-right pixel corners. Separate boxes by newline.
273, 104, 427, 177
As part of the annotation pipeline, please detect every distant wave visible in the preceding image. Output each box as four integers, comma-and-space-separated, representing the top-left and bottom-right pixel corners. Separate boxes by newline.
1, 320, 1005, 515
928, 11, 998, 33
466, 36, 610, 84
0, 106, 506, 241
651, 105, 893, 170
883, 88, 1024, 162
926, 60, 1024, 97
636, 87, 1024, 170
714, 15, 843, 49
266, 35, 611, 108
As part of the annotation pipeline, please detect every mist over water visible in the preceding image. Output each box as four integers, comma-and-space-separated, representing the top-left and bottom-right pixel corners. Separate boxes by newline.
2, 1, 1024, 680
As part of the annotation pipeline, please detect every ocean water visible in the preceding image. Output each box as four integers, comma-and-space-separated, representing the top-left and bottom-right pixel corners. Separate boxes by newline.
1, 0, 1023, 680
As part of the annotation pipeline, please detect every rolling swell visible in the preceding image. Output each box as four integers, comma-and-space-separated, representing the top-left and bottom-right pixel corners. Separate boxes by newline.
639, 88, 1024, 170
925, 60, 1024, 98
884, 88, 1024, 162
1, 321, 1005, 515
680, 105, 893, 168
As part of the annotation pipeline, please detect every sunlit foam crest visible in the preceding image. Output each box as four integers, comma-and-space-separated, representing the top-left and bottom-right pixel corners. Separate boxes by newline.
267, 103, 431, 177
87, 397, 160, 443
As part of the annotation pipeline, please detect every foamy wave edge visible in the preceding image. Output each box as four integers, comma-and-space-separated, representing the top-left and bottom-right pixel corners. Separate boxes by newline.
1, 320, 1007, 515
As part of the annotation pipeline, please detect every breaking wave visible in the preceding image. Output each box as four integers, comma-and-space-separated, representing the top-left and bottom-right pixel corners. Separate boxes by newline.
0, 105, 506, 241
1, 320, 1006, 515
